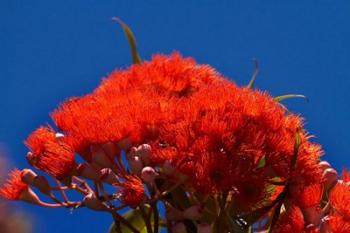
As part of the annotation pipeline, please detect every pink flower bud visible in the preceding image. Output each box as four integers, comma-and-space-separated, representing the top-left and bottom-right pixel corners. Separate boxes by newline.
129, 156, 143, 175
55, 132, 65, 138
83, 193, 107, 211
100, 168, 119, 184
126, 147, 138, 160
77, 163, 101, 181
197, 224, 212, 233
183, 205, 203, 220
141, 166, 156, 183
318, 161, 331, 171
172, 222, 187, 233
21, 169, 51, 195
137, 144, 151, 165
322, 168, 338, 190
21, 169, 37, 185
302, 206, 322, 225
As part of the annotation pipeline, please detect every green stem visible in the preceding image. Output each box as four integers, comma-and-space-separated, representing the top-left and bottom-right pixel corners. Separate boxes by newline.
152, 202, 159, 233
114, 220, 122, 233
140, 205, 153, 233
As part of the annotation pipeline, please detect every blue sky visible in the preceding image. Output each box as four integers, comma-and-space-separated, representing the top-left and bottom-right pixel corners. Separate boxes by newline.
0, 1, 349, 233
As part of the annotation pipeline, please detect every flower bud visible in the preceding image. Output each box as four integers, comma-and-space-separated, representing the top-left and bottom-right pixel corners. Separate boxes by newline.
137, 144, 151, 165
83, 193, 107, 211
197, 224, 212, 233
100, 168, 118, 184
172, 222, 187, 233
55, 132, 65, 138
183, 205, 203, 220
21, 169, 37, 185
21, 169, 51, 195
302, 206, 322, 226
318, 161, 331, 171
141, 166, 156, 183
322, 168, 338, 190
77, 163, 100, 181
126, 147, 137, 160
129, 156, 143, 175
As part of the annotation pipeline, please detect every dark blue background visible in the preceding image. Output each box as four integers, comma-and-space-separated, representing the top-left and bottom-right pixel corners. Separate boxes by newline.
0, 1, 349, 232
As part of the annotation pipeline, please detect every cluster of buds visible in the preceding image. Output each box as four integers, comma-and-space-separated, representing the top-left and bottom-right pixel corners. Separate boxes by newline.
0, 137, 213, 233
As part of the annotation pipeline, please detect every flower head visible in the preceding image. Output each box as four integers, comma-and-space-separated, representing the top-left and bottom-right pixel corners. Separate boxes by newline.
273, 206, 305, 233
329, 175, 350, 219
321, 214, 350, 233
117, 176, 145, 208
0, 169, 28, 200
44, 53, 324, 203
25, 127, 76, 179
290, 183, 323, 209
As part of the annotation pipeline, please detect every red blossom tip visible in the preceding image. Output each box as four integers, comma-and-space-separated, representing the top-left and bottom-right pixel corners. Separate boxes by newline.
0, 169, 28, 200
25, 126, 76, 179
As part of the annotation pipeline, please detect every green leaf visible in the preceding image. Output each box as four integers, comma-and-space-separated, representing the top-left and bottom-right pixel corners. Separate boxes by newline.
108, 206, 165, 233
256, 155, 266, 169
247, 59, 259, 89
274, 94, 309, 103
267, 201, 283, 233
291, 129, 301, 168
112, 17, 142, 65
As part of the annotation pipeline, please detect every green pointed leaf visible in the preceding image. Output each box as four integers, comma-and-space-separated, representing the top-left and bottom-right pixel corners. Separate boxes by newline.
268, 201, 283, 233
247, 59, 259, 89
112, 17, 142, 65
291, 129, 301, 168
257, 155, 266, 169
274, 94, 309, 103
108, 205, 165, 233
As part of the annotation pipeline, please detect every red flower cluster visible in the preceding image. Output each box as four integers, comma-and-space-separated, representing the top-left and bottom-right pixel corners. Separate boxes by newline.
0, 53, 348, 232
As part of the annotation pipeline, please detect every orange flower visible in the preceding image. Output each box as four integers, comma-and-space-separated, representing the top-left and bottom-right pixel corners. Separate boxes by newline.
273, 206, 305, 233
341, 169, 350, 182
0, 169, 28, 200
289, 184, 323, 209
25, 127, 76, 179
329, 179, 350, 219
321, 214, 350, 233
117, 176, 145, 208
23, 53, 323, 211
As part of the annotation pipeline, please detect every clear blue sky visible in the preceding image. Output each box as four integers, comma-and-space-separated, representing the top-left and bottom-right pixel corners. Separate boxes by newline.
0, 1, 349, 233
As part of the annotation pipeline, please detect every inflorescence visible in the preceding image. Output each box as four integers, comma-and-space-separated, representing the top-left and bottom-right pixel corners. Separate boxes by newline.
0, 52, 349, 233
